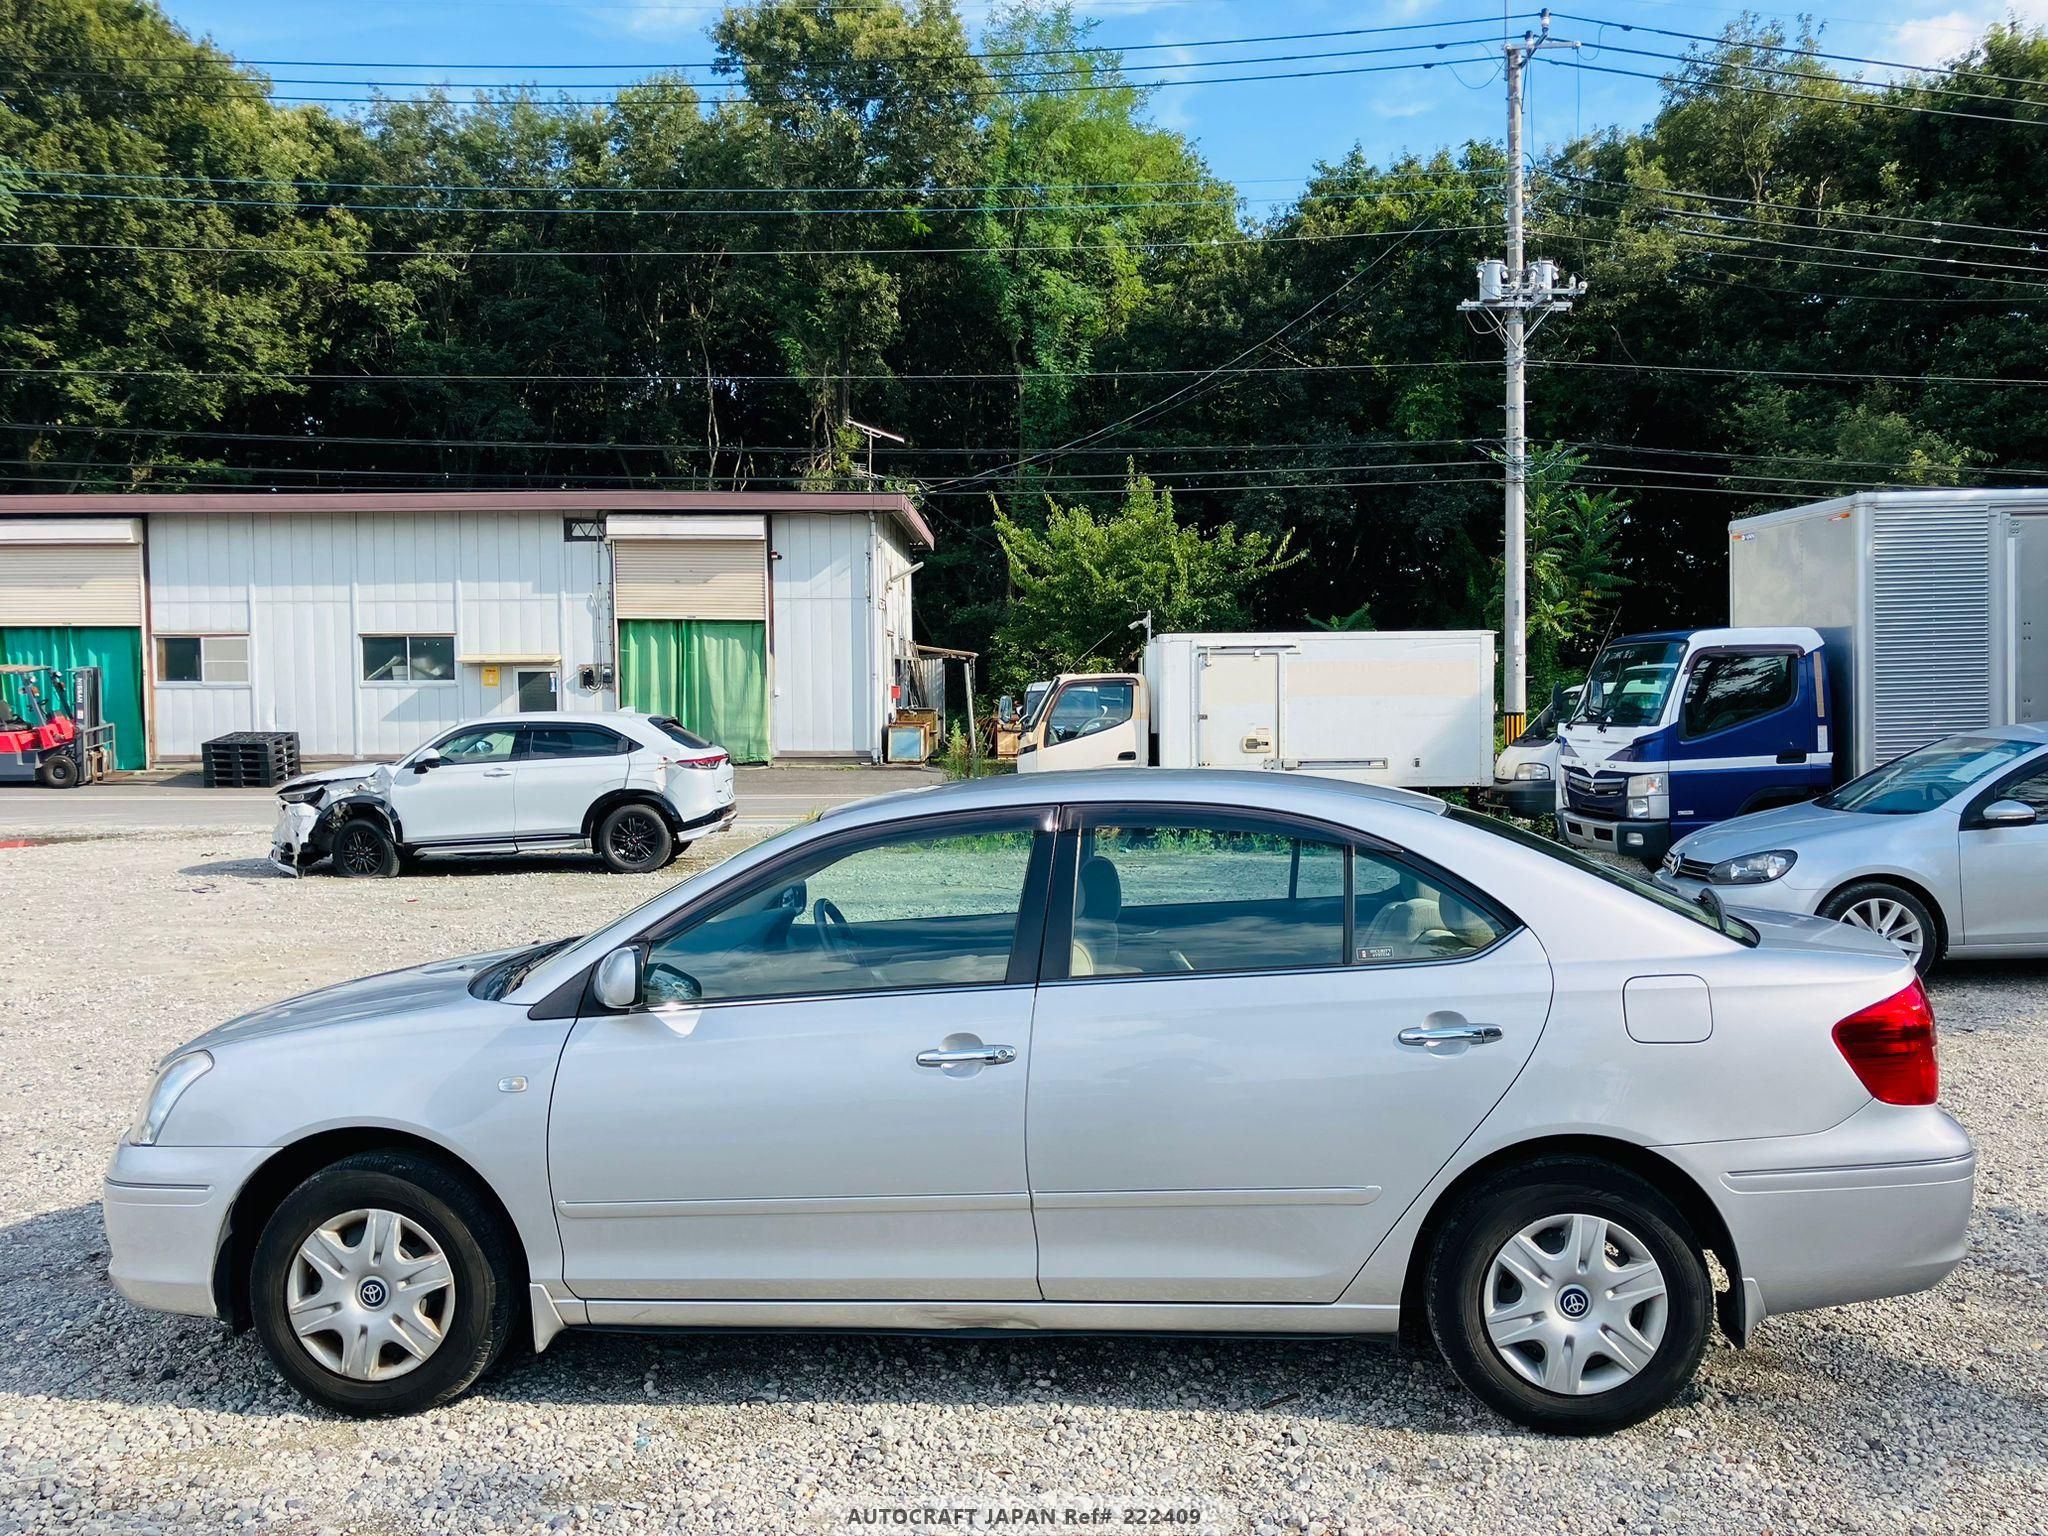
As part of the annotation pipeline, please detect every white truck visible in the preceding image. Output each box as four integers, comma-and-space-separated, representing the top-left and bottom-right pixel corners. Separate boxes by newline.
1015, 630, 1497, 789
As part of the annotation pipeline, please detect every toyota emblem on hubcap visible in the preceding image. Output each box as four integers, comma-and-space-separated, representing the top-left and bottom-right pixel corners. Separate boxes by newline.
1557, 1284, 1591, 1320
358, 1277, 388, 1309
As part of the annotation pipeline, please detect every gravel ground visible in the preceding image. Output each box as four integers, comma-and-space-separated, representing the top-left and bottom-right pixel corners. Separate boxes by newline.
1, 830, 2045, 1535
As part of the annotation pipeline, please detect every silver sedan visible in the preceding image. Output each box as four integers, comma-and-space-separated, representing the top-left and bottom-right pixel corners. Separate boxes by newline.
1656, 725, 2048, 973
105, 770, 1973, 1434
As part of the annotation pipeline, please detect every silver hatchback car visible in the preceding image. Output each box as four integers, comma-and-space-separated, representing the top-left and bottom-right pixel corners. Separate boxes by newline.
105, 771, 1973, 1434
1657, 726, 2048, 973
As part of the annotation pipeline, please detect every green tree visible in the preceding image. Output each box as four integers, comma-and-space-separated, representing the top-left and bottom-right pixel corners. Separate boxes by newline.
991, 468, 1300, 687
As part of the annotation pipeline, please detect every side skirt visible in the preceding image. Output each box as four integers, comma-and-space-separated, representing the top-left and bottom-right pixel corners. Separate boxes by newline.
570, 1299, 1400, 1336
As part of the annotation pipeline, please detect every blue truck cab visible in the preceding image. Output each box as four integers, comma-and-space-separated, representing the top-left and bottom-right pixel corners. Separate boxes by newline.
1557, 626, 1833, 863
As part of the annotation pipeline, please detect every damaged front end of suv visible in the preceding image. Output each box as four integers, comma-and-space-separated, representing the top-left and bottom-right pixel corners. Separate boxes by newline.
269, 766, 396, 876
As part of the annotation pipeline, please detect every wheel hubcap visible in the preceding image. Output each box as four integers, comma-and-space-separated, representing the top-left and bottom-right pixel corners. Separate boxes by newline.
1839, 898, 1926, 964
340, 830, 380, 874
286, 1208, 456, 1382
1483, 1212, 1668, 1397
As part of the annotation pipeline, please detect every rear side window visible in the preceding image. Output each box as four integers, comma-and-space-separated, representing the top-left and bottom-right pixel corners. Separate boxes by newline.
1681, 652, 1795, 738
527, 726, 625, 759
1072, 820, 1348, 978
651, 717, 713, 750
1353, 849, 1507, 964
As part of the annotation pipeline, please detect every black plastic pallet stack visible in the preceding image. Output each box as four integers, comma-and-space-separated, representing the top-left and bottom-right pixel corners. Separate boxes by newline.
200, 730, 302, 789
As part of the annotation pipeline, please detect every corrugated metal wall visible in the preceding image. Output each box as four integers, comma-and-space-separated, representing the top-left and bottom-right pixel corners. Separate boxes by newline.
1869, 502, 1996, 762
148, 512, 610, 758
769, 513, 875, 756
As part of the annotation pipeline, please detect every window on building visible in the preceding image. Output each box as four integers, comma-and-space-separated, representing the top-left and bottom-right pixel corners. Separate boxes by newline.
362, 634, 456, 684
156, 634, 249, 685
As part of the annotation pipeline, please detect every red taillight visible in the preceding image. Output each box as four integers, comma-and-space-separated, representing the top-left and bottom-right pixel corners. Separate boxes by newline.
1832, 980, 1938, 1105
668, 751, 728, 770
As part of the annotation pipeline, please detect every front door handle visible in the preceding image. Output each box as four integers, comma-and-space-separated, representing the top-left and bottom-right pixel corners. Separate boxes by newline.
482, 767, 514, 778
916, 1044, 1018, 1068
1398, 1023, 1503, 1047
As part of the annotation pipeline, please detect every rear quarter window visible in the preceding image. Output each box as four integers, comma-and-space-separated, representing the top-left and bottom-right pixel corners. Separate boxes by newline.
651, 717, 714, 750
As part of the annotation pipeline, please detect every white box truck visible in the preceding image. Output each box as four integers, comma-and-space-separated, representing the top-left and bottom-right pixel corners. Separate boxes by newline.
1015, 630, 1496, 790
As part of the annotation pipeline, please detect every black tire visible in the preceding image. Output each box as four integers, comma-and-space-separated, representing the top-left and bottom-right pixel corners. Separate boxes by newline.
328, 818, 401, 878
1426, 1158, 1712, 1435
1819, 880, 1940, 975
250, 1151, 519, 1417
597, 803, 673, 874
35, 751, 81, 789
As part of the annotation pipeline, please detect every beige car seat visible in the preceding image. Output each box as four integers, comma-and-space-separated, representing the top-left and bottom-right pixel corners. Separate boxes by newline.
1069, 855, 1123, 976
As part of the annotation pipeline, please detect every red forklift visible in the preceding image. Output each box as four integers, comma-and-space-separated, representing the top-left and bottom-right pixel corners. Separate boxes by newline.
0, 665, 117, 788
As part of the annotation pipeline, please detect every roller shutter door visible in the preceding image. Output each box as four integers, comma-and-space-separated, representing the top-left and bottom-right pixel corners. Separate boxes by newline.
612, 539, 766, 621
0, 540, 144, 626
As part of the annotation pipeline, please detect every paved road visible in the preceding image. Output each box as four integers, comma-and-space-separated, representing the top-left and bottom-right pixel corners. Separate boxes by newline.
0, 762, 941, 835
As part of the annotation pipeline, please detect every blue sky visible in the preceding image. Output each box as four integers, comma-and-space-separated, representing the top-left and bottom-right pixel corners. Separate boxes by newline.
160, 0, 2042, 202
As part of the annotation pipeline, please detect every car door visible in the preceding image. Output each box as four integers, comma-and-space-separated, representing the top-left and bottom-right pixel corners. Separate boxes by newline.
1958, 753, 2048, 945
548, 808, 1053, 1301
1027, 805, 1551, 1304
1032, 678, 1141, 771
385, 724, 523, 844
516, 724, 630, 839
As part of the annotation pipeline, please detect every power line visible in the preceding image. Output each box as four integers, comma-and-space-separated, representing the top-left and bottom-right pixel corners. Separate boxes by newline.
1557, 178, 2048, 254
1568, 36, 2048, 113
1539, 359, 2048, 385
1556, 171, 2048, 242
1559, 224, 2048, 292
1538, 56, 2048, 127
0, 222, 1497, 261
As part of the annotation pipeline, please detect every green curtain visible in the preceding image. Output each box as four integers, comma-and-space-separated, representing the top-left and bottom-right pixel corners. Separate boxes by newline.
618, 619, 770, 764
0, 626, 147, 769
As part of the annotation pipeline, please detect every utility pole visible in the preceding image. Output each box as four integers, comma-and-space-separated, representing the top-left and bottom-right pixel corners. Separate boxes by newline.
1459, 8, 1584, 741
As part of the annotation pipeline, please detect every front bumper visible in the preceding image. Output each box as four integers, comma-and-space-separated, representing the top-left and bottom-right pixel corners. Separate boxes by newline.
103, 1142, 276, 1319
268, 802, 321, 874
1653, 867, 1826, 919
1480, 777, 1560, 819
1659, 1101, 1975, 1333
1560, 809, 1672, 863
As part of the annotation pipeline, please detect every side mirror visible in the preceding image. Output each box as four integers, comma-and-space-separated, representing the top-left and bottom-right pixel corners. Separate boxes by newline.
592, 946, 642, 1010
412, 749, 443, 775
1980, 798, 2038, 828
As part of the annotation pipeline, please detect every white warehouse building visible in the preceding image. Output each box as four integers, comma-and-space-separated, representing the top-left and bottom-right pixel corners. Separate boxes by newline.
0, 490, 931, 765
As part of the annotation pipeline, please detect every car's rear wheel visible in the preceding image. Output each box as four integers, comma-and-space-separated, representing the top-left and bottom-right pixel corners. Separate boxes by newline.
250, 1151, 517, 1416
1820, 881, 1938, 974
597, 803, 672, 874
1426, 1158, 1712, 1435
329, 819, 400, 878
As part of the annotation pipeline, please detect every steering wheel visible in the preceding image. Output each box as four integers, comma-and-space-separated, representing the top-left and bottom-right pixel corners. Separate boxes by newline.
812, 898, 857, 957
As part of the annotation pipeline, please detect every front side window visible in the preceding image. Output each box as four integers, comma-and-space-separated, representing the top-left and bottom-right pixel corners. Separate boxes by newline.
1046, 680, 1134, 745
1574, 641, 1683, 729
527, 726, 624, 759
641, 817, 1041, 1004
1821, 736, 2038, 815
1681, 652, 1795, 738
1067, 817, 1348, 978
157, 634, 249, 685
432, 726, 518, 764
1995, 759, 2048, 814
362, 634, 456, 683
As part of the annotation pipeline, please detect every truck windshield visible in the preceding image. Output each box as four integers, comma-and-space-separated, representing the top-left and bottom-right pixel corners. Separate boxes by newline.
1574, 642, 1683, 728
1819, 736, 2036, 815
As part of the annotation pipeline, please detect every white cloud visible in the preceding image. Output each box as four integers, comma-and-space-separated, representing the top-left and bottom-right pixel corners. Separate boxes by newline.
1883, 1, 2048, 69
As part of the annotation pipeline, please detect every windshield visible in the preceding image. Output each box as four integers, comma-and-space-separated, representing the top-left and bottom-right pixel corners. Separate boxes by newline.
1447, 808, 1757, 944
1819, 736, 2037, 815
1573, 642, 1683, 729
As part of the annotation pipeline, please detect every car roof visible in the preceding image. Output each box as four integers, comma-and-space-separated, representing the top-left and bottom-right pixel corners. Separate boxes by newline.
818, 768, 1446, 828
1965, 722, 2048, 746
455, 710, 656, 728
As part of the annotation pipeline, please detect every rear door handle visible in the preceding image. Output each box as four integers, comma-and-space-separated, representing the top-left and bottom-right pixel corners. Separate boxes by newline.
1398, 1024, 1503, 1047
916, 1044, 1017, 1068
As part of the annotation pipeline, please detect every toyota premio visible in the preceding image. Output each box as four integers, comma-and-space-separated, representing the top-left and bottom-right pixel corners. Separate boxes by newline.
107, 771, 1973, 1434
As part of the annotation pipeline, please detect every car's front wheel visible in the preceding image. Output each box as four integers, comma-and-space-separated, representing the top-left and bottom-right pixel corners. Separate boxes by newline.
250, 1151, 518, 1416
1426, 1158, 1712, 1434
328, 819, 400, 878
596, 803, 673, 874
1820, 880, 1939, 974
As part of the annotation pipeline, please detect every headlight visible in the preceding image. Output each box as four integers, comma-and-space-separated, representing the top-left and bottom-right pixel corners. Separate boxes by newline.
128, 1051, 212, 1146
278, 784, 325, 806
1513, 762, 1552, 781
1624, 773, 1667, 797
1708, 849, 1798, 886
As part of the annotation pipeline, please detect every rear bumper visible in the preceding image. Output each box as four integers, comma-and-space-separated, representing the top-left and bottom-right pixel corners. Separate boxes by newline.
1659, 1101, 1975, 1329
102, 1143, 275, 1319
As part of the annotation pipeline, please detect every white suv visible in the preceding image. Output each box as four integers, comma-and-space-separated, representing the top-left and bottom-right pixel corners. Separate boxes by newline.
269, 712, 737, 877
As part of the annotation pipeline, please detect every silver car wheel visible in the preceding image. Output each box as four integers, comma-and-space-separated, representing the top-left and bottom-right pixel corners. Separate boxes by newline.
1483, 1213, 1669, 1396
285, 1208, 457, 1382
1837, 897, 1928, 966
